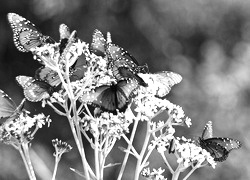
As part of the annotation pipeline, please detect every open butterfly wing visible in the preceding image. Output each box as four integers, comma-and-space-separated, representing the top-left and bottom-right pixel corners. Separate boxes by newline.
201, 121, 213, 139
204, 137, 241, 152
199, 138, 229, 162
107, 44, 139, 65
90, 29, 106, 56
0, 89, 17, 118
16, 75, 53, 102
7, 13, 54, 52
80, 85, 117, 112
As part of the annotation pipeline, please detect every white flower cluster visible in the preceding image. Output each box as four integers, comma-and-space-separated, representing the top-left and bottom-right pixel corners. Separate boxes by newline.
81, 110, 133, 139
175, 137, 216, 169
141, 167, 167, 180
0, 112, 51, 145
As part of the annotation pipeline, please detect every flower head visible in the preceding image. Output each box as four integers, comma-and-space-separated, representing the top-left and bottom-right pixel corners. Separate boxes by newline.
52, 138, 72, 158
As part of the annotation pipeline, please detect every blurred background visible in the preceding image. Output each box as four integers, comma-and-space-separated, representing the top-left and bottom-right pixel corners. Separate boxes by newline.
0, 0, 249, 179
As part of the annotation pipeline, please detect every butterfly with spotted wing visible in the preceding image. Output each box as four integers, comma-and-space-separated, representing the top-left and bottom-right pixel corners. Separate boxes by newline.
199, 121, 241, 162
7, 13, 55, 52
16, 75, 55, 102
91, 29, 147, 86
0, 89, 25, 125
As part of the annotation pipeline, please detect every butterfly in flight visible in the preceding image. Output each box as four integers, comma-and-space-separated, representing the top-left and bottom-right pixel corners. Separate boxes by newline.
79, 79, 139, 114
16, 75, 55, 102
198, 121, 242, 162
7, 12, 55, 52
91, 29, 147, 86
0, 89, 25, 125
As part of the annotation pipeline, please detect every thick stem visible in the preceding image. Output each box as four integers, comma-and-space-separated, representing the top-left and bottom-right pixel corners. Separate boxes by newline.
19, 144, 36, 180
134, 121, 151, 180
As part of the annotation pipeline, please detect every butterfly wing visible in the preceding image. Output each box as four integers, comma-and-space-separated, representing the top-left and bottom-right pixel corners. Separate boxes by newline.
201, 121, 213, 139
204, 137, 241, 152
90, 29, 107, 56
107, 44, 139, 65
16, 75, 54, 102
59, 24, 71, 40
199, 138, 229, 162
35, 67, 61, 87
153, 71, 182, 97
80, 85, 117, 112
7, 13, 54, 52
0, 89, 17, 118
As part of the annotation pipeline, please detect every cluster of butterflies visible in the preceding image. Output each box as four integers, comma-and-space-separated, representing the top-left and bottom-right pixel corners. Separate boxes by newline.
7, 12, 182, 114
198, 121, 241, 162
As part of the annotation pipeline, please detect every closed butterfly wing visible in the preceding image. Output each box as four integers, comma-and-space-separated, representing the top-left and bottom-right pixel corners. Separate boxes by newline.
35, 66, 61, 87
90, 29, 107, 57
16, 75, 54, 102
59, 24, 71, 54
7, 13, 54, 52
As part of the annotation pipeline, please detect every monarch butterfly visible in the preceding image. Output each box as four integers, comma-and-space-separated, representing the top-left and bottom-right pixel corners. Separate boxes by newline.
79, 79, 139, 113
7, 13, 55, 52
199, 121, 242, 162
0, 89, 25, 125
16, 75, 55, 102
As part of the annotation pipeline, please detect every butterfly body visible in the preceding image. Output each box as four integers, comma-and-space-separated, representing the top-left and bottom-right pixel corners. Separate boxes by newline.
7, 13, 55, 52
198, 121, 241, 162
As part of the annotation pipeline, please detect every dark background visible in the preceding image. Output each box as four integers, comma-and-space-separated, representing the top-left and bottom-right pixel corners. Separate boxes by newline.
0, 0, 248, 179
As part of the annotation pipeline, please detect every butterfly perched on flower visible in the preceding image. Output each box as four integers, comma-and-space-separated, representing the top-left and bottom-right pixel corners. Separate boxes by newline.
16, 75, 55, 102
79, 79, 139, 113
90, 29, 147, 86
35, 66, 62, 87
58, 24, 71, 54
198, 121, 242, 162
0, 89, 25, 125
7, 13, 55, 52
140, 71, 182, 97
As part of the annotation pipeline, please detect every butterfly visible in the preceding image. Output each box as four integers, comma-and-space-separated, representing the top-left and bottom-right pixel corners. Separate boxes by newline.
147, 71, 182, 97
7, 13, 55, 52
16, 75, 55, 102
58, 24, 71, 54
0, 89, 25, 125
198, 121, 242, 162
35, 66, 62, 87
90, 29, 147, 86
79, 79, 139, 113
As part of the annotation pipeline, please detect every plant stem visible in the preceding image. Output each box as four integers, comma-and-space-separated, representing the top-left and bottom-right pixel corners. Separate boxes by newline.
117, 117, 139, 180
134, 121, 151, 180
51, 156, 60, 180
19, 144, 36, 180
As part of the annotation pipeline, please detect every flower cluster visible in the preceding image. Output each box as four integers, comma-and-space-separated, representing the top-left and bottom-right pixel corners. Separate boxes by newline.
52, 138, 72, 158
174, 137, 216, 169
141, 167, 167, 180
0, 112, 51, 146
